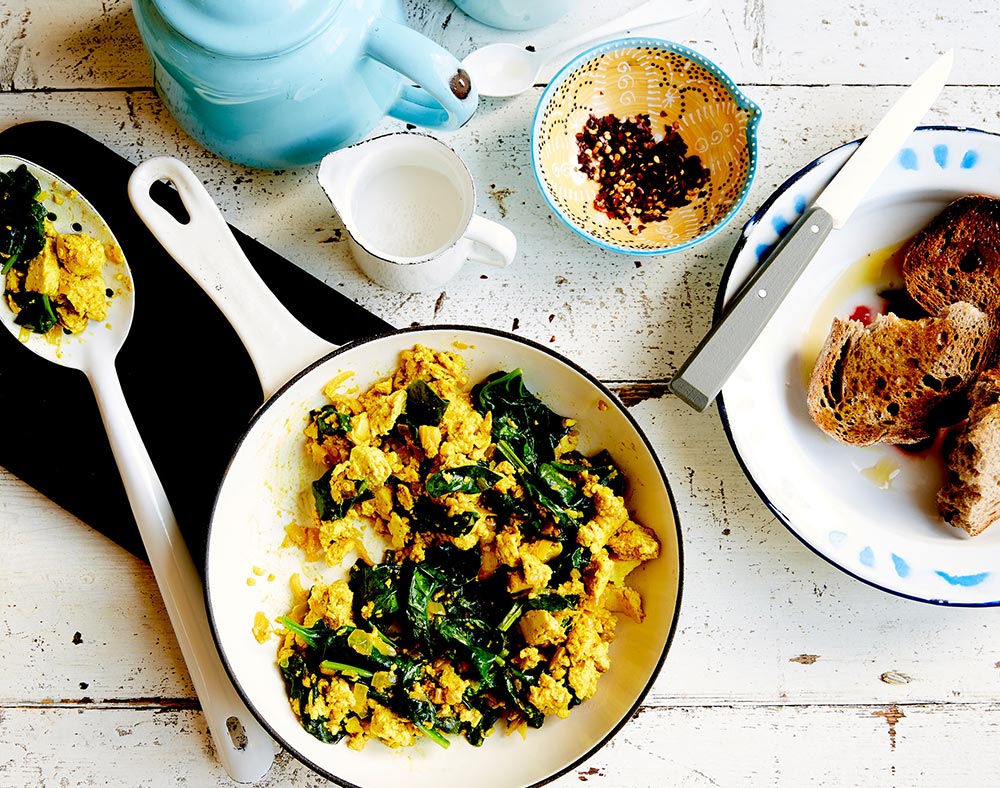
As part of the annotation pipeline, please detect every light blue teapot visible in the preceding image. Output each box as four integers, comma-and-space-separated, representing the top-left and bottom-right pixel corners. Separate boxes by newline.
131, 0, 479, 169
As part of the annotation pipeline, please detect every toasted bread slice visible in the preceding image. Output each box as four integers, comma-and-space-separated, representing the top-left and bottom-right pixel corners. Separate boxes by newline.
903, 195, 1000, 316
807, 301, 993, 446
938, 369, 1000, 536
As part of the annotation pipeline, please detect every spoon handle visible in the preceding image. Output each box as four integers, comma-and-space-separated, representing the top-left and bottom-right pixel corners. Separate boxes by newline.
544, 0, 708, 66
86, 357, 274, 783
128, 157, 337, 400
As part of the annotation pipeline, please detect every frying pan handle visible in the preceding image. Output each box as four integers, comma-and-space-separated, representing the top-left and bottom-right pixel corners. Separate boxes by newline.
128, 157, 338, 399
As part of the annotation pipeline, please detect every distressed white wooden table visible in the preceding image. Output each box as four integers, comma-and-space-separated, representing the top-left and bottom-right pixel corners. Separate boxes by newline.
2, 1, 998, 786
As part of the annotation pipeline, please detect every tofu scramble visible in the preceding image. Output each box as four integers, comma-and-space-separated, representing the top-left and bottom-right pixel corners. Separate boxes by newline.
1, 164, 120, 335
274, 345, 659, 750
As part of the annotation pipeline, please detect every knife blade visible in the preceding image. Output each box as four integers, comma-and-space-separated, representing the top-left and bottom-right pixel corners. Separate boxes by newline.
669, 49, 954, 412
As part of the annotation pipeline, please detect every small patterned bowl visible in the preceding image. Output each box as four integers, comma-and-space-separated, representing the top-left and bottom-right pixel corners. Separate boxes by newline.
531, 38, 761, 255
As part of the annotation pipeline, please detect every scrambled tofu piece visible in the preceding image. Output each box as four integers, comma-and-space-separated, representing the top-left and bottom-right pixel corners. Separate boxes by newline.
514, 646, 545, 671
495, 526, 521, 567
518, 609, 566, 647
584, 548, 615, 603
55, 305, 89, 334
443, 402, 491, 455
608, 519, 660, 562
305, 676, 355, 733
426, 659, 469, 706
9, 225, 113, 335
565, 613, 612, 701
386, 511, 410, 551
577, 482, 629, 553
348, 445, 393, 487
5, 267, 21, 294
520, 552, 553, 591
522, 539, 561, 563
252, 611, 271, 644
318, 517, 368, 566
304, 579, 354, 629
393, 345, 468, 392
24, 239, 60, 295
418, 424, 442, 458
105, 241, 126, 267
366, 703, 417, 748
56, 233, 106, 276
601, 583, 645, 623
528, 673, 572, 719
59, 270, 108, 321
367, 388, 406, 437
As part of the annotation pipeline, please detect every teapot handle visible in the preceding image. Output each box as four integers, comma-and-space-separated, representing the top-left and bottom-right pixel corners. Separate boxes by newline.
367, 17, 478, 130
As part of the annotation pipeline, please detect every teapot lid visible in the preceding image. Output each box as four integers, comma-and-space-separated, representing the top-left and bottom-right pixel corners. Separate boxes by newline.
152, 0, 343, 58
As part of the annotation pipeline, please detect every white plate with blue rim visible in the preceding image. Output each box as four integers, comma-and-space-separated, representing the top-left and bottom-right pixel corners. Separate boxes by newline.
718, 126, 1000, 606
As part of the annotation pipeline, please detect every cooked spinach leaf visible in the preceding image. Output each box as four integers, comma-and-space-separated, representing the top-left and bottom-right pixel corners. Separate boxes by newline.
528, 592, 579, 612
279, 652, 344, 744
350, 561, 403, 624
473, 369, 569, 467
312, 467, 372, 522
410, 498, 479, 537
426, 464, 502, 497
551, 448, 625, 496
400, 379, 449, 428
10, 291, 58, 333
407, 563, 444, 649
537, 462, 583, 507
311, 404, 352, 437
0, 165, 47, 280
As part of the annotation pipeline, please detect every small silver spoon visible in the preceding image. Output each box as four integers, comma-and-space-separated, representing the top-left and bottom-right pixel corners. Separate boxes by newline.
0, 156, 274, 783
461, 0, 708, 97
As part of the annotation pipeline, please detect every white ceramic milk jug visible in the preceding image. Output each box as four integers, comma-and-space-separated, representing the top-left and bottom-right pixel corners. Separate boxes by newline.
319, 133, 516, 292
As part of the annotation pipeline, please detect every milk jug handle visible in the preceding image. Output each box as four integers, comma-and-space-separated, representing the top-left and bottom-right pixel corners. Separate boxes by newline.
367, 17, 478, 131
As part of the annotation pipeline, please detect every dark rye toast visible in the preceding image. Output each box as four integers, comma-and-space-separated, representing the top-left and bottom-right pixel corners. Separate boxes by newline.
938, 370, 1000, 537
902, 195, 1000, 317
807, 302, 993, 446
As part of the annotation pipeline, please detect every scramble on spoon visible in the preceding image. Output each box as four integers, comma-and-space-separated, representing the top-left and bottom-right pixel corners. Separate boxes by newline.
0, 156, 274, 783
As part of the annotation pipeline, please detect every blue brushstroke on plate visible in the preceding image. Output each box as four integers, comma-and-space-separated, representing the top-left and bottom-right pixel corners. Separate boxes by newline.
933, 144, 948, 168
829, 530, 847, 546
772, 215, 790, 235
961, 149, 979, 169
755, 242, 771, 262
892, 553, 910, 578
936, 570, 989, 587
859, 546, 875, 567
793, 195, 807, 214
899, 148, 918, 170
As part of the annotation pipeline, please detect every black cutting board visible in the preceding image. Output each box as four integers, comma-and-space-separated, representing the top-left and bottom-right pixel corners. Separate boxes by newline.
0, 121, 392, 569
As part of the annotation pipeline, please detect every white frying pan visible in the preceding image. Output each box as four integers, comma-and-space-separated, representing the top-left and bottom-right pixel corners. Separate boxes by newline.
128, 157, 683, 788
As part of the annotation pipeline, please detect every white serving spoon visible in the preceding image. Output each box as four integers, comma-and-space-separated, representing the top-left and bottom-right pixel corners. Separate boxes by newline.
461, 0, 709, 97
0, 156, 274, 783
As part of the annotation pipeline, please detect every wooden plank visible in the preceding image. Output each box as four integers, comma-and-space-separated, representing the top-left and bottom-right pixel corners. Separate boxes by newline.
2, 0, 997, 91
1, 84, 998, 385
0, 701, 997, 787
5, 395, 1000, 710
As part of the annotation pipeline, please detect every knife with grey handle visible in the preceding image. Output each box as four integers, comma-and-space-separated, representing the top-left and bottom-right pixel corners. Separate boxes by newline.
670, 49, 954, 412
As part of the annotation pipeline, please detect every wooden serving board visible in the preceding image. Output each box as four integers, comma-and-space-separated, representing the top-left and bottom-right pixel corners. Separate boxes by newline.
0, 121, 392, 568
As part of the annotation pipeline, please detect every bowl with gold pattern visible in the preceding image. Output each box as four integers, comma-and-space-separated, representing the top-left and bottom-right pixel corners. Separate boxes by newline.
531, 38, 761, 255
